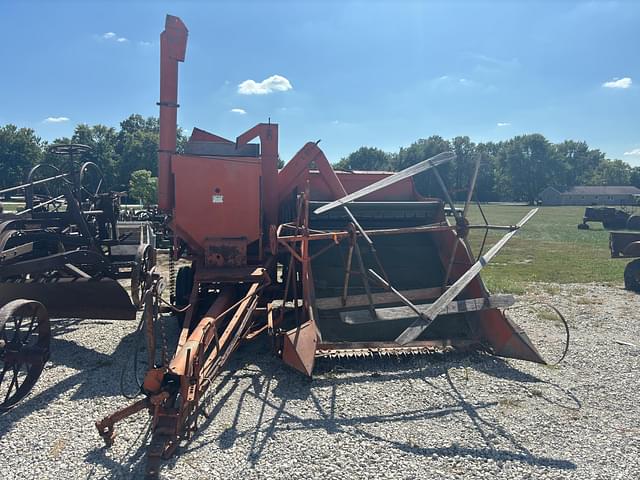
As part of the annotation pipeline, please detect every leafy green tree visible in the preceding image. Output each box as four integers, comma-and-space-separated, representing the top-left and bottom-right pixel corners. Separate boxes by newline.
496, 134, 564, 204
450, 136, 477, 201
128, 169, 157, 206
0, 125, 44, 194
334, 146, 393, 171
395, 135, 451, 196
555, 140, 604, 186
589, 159, 632, 186
45, 124, 121, 190
630, 167, 640, 189
474, 141, 501, 201
116, 115, 159, 184
115, 114, 188, 189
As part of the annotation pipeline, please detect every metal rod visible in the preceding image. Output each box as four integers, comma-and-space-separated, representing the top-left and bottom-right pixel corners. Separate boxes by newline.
278, 223, 454, 243
314, 151, 456, 214
395, 208, 539, 345
443, 237, 460, 287
341, 234, 355, 307
353, 242, 376, 319
15, 194, 66, 216
432, 167, 461, 222
0, 173, 70, 196
462, 154, 481, 218
367, 269, 431, 325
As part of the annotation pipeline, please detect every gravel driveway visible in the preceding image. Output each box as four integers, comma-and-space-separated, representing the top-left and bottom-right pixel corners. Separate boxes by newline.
1, 283, 638, 479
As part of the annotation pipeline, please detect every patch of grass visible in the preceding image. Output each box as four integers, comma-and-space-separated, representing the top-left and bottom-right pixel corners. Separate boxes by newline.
463, 205, 626, 292
541, 284, 561, 295
1, 201, 24, 213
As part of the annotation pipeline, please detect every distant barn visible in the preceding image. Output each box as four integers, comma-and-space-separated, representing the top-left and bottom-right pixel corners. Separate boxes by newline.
539, 186, 640, 206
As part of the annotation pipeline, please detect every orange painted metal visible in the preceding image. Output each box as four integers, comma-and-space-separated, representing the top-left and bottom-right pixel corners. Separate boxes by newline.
236, 123, 279, 234
311, 170, 423, 202
158, 15, 187, 212
170, 154, 261, 256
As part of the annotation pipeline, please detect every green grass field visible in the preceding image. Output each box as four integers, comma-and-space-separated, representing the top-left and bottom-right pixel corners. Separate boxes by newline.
1, 202, 23, 213
463, 204, 626, 293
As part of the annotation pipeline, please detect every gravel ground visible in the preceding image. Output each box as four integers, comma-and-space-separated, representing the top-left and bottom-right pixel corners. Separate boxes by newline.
1, 282, 639, 479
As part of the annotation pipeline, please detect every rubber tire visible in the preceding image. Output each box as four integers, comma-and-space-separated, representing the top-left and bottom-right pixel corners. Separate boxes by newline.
577, 223, 589, 230
175, 265, 194, 309
623, 259, 640, 292
627, 215, 640, 230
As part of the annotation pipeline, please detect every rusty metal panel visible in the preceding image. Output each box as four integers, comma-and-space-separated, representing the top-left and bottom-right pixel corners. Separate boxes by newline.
282, 320, 317, 376
204, 237, 247, 267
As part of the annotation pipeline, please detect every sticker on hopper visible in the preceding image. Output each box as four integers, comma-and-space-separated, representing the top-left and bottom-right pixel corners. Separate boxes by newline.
212, 194, 224, 204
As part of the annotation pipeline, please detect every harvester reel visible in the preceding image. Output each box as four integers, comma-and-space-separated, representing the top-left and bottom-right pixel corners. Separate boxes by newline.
131, 244, 156, 309
0, 299, 50, 411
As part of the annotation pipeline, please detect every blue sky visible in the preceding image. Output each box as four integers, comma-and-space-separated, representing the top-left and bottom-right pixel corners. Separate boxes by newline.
1, 1, 639, 164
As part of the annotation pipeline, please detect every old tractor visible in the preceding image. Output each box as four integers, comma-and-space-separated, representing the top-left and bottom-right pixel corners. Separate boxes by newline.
95, 15, 554, 478
0, 144, 155, 410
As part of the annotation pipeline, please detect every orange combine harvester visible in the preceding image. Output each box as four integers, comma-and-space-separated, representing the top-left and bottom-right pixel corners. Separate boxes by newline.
97, 15, 549, 478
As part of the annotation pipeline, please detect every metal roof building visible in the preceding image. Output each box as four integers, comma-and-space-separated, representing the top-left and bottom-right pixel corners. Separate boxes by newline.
539, 185, 640, 206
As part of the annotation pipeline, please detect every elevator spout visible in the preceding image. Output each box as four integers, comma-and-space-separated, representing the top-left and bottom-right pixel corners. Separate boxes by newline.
157, 15, 188, 212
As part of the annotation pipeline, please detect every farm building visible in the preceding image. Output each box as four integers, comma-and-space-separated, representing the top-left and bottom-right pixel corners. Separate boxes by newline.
539, 185, 640, 206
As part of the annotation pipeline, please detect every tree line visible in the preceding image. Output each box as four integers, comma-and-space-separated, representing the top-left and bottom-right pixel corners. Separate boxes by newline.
0, 114, 187, 203
1, 116, 637, 205
335, 135, 639, 203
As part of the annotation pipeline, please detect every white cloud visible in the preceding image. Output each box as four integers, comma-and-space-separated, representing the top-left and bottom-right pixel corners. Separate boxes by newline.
138, 41, 152, 47
497, 122, 511, 127
238, 75, 292, 95
432, 75, 482, 89
230, 108, 246, 115
602, 77, 632, 89
624, 148, 640, 156
44, 117, 70, 123
101, 32, 128, 43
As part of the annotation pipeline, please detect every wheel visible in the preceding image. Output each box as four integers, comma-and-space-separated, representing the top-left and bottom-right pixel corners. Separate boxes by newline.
174, 266, 194, 309
577, 223, 589, 230
627, 215, 640, 230
131, 244, 156, 309
0, 300, 50, 411
624, 259, 640, 292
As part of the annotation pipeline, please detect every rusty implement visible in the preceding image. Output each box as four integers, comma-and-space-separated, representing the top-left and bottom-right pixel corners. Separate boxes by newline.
96, 14, 554, 479
276, 196, 545, 376
0, 277, 134, 320
0, 146, 159, 408
0, 145, 159, 321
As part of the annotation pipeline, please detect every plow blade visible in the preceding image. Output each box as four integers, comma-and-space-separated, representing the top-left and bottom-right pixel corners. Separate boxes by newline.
281, 200, 545, 374
0, 278, 136, 320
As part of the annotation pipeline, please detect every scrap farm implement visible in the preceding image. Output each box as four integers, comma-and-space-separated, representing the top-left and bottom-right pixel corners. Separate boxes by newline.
0, 144, 155, 410
95, 15, 552, 478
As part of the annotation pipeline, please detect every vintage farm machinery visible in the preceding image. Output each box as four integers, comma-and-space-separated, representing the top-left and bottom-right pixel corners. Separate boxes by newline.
0, 144, 155, 410
95, 16, 553, 478
578, 206, 632, 230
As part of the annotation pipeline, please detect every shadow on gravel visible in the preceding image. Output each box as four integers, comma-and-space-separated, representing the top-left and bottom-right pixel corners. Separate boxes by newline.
6, 320, 578, 478
0, 317, 141, 431
170, 342, 577, 474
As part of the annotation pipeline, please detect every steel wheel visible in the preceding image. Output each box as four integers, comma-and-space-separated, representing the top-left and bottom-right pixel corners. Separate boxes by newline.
0, 300, 50, 411
131, 245, 155, 309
